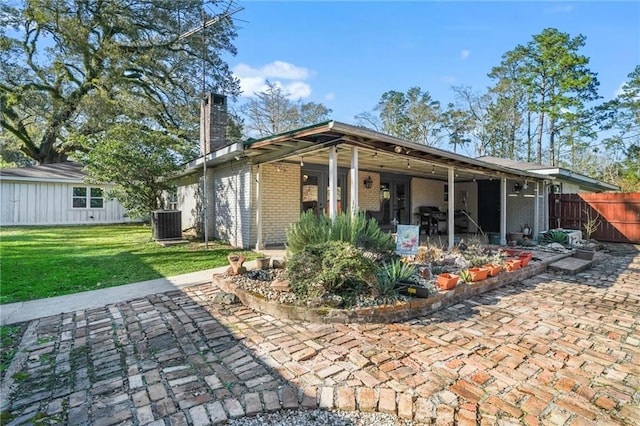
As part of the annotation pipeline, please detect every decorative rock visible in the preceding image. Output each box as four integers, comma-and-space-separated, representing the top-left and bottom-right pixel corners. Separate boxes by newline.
213, 292, 239, 305
227, 254, 246, 276
270, 278, 290, 292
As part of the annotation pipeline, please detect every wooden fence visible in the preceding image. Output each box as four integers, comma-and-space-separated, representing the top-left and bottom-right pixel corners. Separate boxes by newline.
548, 193, 640, 243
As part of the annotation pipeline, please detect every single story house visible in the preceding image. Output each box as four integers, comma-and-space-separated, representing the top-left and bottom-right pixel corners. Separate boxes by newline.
0, 162, 133, 226
173, 95, 618, 249
477, 156, 620, 234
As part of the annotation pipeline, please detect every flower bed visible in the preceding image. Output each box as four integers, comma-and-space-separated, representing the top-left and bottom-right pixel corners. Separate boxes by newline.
213, 249, 572, 324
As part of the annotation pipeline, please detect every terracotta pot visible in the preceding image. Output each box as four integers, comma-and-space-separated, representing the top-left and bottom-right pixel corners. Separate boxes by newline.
436, 273, 459, 290
469, 267, 489, 281
504, 259, 522, 271
483, 263, 502, 277
518, 252, 532, 267
501, 249, 520, 257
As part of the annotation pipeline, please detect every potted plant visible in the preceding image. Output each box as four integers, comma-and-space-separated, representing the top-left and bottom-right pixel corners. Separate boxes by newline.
255, 256, 271, 270
483, 263, 502, 277
504, 259, 522, 271
575, 208, 600, 261
518, 251, 533, 267
468, 267, 489, 281
436, 273, 459, 290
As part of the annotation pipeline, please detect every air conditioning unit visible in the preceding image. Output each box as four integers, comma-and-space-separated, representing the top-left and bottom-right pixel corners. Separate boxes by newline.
152, 210, 182, 240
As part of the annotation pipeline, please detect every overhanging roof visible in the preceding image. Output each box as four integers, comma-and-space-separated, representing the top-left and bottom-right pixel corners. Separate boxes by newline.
478, 156, 619, 192
182, 121, 549, 181
0, 162, 86, 184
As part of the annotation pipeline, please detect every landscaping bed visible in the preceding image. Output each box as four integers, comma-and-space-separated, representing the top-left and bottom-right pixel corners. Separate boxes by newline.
214, 249, 571, 323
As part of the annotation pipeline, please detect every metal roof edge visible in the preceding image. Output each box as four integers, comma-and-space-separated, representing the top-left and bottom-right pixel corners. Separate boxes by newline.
329, 121, 545, 179
531, 168, 620, 191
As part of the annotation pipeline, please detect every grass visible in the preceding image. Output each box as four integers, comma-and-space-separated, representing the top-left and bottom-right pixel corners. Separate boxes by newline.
0, 224, 258, 304
1, 323, 26, 378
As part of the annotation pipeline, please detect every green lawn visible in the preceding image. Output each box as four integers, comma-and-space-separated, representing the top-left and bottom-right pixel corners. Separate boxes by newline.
0, 224, 257, 304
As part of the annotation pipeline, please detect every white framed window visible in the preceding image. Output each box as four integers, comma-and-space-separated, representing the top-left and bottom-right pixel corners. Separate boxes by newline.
72, 187, 104, 209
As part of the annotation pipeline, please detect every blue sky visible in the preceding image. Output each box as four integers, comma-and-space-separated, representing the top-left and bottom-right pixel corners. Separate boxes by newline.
227, 1, 639, 123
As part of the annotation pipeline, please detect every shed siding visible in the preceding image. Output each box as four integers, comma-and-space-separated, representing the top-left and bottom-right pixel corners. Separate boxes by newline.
1, 181, 130, 226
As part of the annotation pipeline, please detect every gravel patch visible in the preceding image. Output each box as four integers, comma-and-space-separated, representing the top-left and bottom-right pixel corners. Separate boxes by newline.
228, 409, 416, 425
227, 269, 425, 308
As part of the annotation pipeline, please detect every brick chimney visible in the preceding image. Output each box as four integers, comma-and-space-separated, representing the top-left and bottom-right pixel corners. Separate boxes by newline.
200, 93, 228, 156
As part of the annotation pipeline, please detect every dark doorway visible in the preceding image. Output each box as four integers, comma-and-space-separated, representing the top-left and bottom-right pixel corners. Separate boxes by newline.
301, 167, 345, 217
477, 180, 500, 232
379, 175, 411, 227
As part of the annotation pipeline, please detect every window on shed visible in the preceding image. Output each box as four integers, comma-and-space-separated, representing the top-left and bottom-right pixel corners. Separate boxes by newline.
73, 187, 104, 209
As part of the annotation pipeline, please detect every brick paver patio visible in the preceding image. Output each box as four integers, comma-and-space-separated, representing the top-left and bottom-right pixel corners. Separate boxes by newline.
2, 247, 639, 425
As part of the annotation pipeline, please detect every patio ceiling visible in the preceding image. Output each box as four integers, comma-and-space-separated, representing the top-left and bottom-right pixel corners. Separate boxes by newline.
243, 121, 546, 182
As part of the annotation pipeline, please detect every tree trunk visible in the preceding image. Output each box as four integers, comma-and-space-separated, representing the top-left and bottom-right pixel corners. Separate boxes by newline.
549, 119, 556, 166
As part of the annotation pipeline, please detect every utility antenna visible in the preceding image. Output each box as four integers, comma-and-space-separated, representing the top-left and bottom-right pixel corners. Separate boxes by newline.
178, 3, 242, 248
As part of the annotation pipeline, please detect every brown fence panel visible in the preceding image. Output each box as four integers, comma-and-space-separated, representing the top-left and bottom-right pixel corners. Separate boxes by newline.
548, 193, 640, 243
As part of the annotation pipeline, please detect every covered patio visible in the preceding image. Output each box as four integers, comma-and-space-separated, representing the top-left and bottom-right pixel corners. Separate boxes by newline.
177, 120, 549, 250
243, 121, 547, 249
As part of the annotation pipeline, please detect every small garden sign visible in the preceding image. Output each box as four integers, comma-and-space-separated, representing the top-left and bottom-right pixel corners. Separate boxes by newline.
396, 225, 420, 255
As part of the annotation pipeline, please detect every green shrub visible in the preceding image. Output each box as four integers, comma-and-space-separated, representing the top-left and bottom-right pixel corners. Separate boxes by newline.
286, 240, 376, 301
286, 211, 394, 255
375, 258, 416, 296
459, 269, 472, 283
543, 230, 568, 245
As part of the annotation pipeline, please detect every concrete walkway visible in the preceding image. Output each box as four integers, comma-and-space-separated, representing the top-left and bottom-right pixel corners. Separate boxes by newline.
1, 248, 639, 425
1, 267, 226, 325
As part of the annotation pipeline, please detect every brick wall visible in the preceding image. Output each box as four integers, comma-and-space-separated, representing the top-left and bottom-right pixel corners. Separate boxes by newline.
354, 171, 380, 212
260, 162, 301, 246
506, 178, 540, 235
411, 178, 447, 216
210, 163, 252, 248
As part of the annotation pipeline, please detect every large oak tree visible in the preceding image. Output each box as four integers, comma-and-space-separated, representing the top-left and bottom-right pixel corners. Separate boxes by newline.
0, 0, 240, 164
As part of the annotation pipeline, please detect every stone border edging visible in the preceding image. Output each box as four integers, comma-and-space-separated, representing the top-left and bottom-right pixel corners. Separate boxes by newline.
213, 253, 571, 324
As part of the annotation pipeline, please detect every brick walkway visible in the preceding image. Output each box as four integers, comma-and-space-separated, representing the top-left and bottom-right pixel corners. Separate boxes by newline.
2, 248, 639, 425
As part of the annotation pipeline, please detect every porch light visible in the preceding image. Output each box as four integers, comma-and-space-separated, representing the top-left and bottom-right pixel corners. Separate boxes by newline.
407, 159, 411, 169
300, 156, 304, 167
514, 183, 523, 193
431, 165, 435, 174
363, 176, 373, 189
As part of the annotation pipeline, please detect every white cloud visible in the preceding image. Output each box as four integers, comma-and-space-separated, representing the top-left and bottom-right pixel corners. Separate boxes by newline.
545, 4, 573, 14
460, 50, 470, 60
282, 81, 312, 99
233, 61, 310, 80
233, 60, 313, 99
324, 92, 336, 101
441, 75, 457, 84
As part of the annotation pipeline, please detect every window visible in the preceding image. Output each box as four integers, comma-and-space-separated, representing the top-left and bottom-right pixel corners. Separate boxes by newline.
73, 187, 104, 209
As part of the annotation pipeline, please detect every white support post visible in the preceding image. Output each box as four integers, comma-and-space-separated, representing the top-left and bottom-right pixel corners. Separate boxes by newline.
500, 177, 507, 245
255, 165, 264, 250
328, 146, 338, 220
350, 146, 359, 217
533, 181, 540, 240
448, 167, 455, 249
